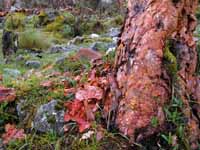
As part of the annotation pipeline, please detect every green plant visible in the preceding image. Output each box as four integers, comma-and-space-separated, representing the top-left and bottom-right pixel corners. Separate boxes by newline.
62, 24, 74, 38
161, 132, 173, 145
72, 135, 100, 150
159, 92, 190, 150
55, 56, 91, 74
164, 43, 178, 76
7, 131, 59, 150
4, 13, 26, 31
151, 116, 158, 127
18, 30, 52, 50
164, 97, 184, 125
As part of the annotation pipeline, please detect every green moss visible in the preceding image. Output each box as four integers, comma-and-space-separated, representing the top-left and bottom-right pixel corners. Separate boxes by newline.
45, 15, 74, 38
47, 115, 56, 124
37, 10, 49, 26
113, 15, 124, 26
151, 116, 159, 127
79, 20, 105, 35
4, 13, 26, 31
55, 54, 91, 74
25, 15, 40, 28
62, 24, 74, 38
163, 43, 177, 76
61, 12, 75, 25
45, 15, 65, 31
7, 131, 59, 150
196, 6, 200, 20
18, 30, 52, 50
55, 58, 83, 73
103, 15, 124, 29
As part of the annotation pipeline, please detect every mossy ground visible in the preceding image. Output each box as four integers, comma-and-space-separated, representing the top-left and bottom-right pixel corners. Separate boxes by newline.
0, 9, 127, 150
0, 48, 129, 150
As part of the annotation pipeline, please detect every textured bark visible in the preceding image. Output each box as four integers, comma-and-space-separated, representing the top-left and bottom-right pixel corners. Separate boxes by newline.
114, 0, 200, 148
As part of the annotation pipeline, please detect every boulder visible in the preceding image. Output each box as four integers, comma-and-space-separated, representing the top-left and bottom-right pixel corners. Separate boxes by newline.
16, 54, 25, 62
106, 27, 120, 37
33, 100, 65, 135
48, 44, 79, 53
3, 68, 21, 79
55, 55, 68, 64
16, 99, 27, 123
25, 60, 41, 69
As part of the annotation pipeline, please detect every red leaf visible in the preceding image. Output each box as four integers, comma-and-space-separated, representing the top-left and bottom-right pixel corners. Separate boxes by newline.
64, 84, 103, 133
76, 118, 91, 133
64, 100, 92, 132
2, 124, 26, 144
0, 86, 16, 103
75, 85, 103, 101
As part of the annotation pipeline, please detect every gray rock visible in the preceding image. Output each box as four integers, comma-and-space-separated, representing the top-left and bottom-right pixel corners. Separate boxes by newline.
33, 100, 65, 135
3, 68, 21, 78
25, 60, 41, 69
89, 33, 100, 39
13, 0, 26, 9
55, 56, 68, 64
49, 44, 78, 53
16, 99, 27, 122
16, 54, 25, 62
107, 28, 120, 37
67, 36, 84, 45
90, 41, 117, 52
0, 23, 3, 29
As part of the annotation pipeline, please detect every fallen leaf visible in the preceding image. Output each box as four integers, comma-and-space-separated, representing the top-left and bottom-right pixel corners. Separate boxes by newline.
0, 86, 16, 103
2, 124, 26, 144
75, 85, 103, 101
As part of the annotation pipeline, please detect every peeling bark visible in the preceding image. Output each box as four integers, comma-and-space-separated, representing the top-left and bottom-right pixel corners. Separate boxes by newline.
113, 0, 200, 147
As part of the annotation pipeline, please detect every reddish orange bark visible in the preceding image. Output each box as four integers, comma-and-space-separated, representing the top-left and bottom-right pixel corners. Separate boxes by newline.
113, 0, 200, 148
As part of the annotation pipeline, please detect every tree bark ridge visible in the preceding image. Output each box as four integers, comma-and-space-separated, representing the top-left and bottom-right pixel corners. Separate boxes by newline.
114, 0, 200, 146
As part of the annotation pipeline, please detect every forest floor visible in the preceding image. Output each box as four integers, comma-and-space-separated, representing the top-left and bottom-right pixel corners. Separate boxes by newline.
0, 6, 200, 150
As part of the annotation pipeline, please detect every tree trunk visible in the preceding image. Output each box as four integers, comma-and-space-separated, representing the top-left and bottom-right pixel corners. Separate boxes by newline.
114, 0, 200, 148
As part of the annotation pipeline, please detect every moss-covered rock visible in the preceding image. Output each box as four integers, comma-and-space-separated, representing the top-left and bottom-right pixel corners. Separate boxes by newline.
37, 10, 75, 28
25, 15, 40, 28
45, 14, 75, 38
103, 15, 124, 28
4, 12, 26, 31
62, 24, 74, 38
79, 20, 105, 35
45, 15, 65, 31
